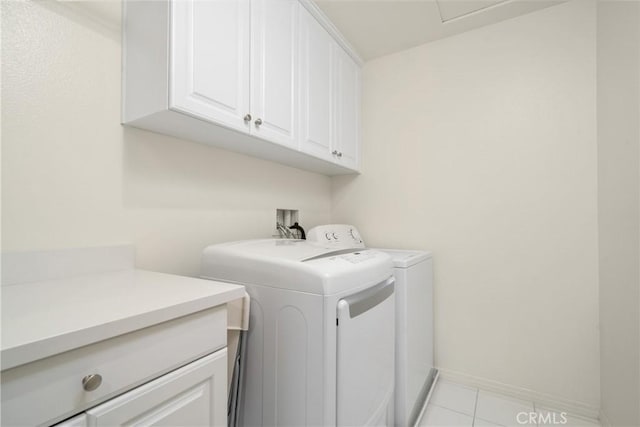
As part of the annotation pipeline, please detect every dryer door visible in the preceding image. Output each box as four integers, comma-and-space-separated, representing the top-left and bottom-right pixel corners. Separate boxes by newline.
336, 278, 395, 426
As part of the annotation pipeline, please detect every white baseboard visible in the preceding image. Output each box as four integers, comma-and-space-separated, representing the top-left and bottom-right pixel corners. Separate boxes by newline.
438, 368, 600, 421
414, 370, 440, 426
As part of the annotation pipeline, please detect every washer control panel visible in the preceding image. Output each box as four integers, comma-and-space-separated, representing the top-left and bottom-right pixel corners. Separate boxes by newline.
306, 224, 365, 249
340, 251, 376, 264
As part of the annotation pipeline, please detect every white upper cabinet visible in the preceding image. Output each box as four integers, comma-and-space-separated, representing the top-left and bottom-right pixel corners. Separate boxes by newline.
299, 5, 334, 161
250, 0, 299, 148
334, 48, 360, 170
171, 0, 297, 145
123, 0, 361, 175
171, 0, 251, 133
299, 6, 360, 170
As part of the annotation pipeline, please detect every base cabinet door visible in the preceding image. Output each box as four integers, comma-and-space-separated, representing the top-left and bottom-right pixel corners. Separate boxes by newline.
85, 350, 227, 427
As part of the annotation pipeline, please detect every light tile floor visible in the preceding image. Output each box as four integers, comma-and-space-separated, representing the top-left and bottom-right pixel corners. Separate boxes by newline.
418, 379, 601, 427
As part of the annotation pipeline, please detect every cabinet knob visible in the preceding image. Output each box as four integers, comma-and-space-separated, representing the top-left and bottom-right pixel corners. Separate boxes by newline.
82, 374, 102, 392
254, 118, 263, 126
332, 150, 339, 156
337, 152, 343, 158
243, 114, 252, 123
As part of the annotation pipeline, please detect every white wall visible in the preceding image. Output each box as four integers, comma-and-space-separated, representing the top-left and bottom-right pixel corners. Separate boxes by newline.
7, 0, 635, 418
332, 0, 600, 410
1, 1, 331, 276
597, 1, 640, 425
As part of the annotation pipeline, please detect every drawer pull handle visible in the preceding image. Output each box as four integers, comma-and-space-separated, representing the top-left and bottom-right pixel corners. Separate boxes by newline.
82, 374, 102, 392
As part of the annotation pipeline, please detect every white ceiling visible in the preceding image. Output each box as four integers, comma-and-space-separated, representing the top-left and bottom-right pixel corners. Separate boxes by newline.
315, 0, 566, 61
52, 0, 564, 62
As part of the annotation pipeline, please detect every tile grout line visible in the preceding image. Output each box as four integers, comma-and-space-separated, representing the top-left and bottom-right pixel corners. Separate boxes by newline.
429, 401, 476, 418
437, 381, 600, 427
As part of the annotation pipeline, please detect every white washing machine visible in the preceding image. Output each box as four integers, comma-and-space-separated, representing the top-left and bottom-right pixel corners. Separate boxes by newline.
307, 226, 436, 426
201, 225, 395, 427
378, 249, 435, 427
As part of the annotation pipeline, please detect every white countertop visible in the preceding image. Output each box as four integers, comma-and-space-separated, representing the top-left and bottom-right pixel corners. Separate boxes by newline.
1, 269, 245, 370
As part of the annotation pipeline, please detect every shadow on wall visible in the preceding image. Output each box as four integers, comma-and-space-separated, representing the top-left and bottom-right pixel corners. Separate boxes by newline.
119, 126, 332, 276
121, 126, 332, 211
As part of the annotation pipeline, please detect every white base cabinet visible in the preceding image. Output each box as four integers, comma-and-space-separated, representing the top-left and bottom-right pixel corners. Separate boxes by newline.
123, 0, 361, 176
56, 350, 227, 427
2, 307, 228, 427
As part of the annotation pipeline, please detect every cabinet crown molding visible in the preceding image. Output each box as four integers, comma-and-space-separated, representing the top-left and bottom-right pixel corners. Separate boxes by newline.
298, 0, 364, 67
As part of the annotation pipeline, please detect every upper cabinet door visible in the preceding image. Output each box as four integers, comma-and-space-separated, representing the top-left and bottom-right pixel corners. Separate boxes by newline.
298, 6, 334, 160
334, 48, 360, 170
250, 0, 299, 148
170, 0, 251, 133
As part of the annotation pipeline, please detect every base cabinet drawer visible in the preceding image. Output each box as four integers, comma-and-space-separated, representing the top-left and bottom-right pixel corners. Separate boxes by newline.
2, 307, 226, 427
55, 414, 88, 427
54, 350, 227, 427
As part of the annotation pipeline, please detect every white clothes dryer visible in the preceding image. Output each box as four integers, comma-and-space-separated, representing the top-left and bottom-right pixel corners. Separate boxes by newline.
378, 250, 435, 427
201, 232, 395, 427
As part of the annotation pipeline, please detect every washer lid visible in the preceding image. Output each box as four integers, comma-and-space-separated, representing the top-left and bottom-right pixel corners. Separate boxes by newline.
374, 249, 432, 268
201, 239, 393, 295
210, 238, 329, 261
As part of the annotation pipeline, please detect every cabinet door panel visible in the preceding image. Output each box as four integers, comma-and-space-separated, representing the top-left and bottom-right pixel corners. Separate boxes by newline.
299, 7, 333, 160
335, 49, 360, 170
251, 0, 298, 147
86, 350, 227, 427
171, 0, 250, 132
